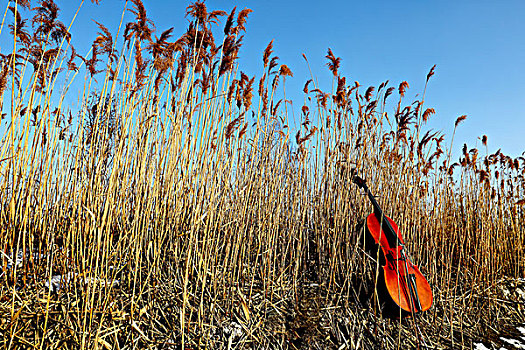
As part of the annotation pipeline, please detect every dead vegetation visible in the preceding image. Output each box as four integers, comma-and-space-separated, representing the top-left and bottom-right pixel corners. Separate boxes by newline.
0, 1, 524, 348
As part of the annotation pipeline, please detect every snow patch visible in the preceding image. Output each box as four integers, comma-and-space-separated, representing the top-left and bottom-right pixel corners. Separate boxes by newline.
45, 272, 119, 292
473, 342, 491, 350
501, 336, 525, 349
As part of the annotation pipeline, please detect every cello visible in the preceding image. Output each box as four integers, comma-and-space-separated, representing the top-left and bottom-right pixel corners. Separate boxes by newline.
353, 175, 432, 314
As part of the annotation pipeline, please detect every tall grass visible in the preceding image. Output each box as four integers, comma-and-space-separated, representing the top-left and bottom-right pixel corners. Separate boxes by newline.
1, 1, 524, 348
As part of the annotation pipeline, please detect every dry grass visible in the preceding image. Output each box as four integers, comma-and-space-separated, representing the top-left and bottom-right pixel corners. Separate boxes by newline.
0, 1, 524, 349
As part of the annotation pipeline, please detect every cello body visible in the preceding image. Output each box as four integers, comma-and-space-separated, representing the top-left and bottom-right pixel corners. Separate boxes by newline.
366, 213, 432, 313
354, 175, 433, 314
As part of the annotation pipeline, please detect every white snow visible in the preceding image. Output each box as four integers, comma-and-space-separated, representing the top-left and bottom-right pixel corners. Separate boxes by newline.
501, 336, 525, 349
45, 272, 119, 292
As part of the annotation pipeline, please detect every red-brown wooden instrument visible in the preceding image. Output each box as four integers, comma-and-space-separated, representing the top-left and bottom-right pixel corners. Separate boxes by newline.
353, 175, 432, 313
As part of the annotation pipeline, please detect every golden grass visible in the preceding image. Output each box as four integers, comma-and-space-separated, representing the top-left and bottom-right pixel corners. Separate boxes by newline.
0, 1, 524, 348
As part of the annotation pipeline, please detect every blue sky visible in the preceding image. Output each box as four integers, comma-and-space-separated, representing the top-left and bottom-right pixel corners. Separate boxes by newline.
4, 0, 525, 159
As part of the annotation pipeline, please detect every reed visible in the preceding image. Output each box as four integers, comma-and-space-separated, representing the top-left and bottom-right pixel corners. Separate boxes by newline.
0, 1, 523, 348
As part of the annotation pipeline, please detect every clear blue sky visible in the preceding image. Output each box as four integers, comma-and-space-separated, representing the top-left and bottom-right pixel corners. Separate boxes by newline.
5, 0, 525, 159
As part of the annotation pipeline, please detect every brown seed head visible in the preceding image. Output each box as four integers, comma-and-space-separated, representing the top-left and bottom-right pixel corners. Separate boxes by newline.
364, 86, 374, 102
303, 79, 312, 94
279, 64, 293, 77
236, 8, 252, 33
426, 64, 436, 82
325, 48, 340, 76
224, 6, 236, 35
263, 40, 274, 68
455, 115, 467, 128
422, 108, 435, 122
398, 81, 409, 97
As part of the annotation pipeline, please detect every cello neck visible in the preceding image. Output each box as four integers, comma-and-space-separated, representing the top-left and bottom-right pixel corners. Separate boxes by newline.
364, 185, 402, 248
365, 187, 383, 218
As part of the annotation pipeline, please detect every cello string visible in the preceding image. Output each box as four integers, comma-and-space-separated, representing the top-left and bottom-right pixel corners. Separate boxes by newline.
395, 252, 429, 349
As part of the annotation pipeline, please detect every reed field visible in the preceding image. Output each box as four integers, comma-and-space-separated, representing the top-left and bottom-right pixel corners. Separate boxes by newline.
1, 1, 524, 349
